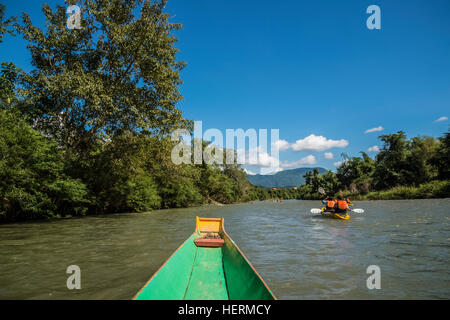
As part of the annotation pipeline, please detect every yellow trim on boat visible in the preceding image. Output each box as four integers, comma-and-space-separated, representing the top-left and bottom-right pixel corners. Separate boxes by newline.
195, 217, 223, 233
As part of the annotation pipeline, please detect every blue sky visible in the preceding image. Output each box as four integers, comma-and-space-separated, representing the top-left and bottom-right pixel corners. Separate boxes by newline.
1, 0, 449, 173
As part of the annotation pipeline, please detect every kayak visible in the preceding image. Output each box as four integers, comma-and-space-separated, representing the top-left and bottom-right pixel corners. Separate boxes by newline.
133, 217, 276, 300
321, 208, 350, 220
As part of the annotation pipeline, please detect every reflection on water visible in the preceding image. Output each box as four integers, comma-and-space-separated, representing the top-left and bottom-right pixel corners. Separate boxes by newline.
0, 199, 449, 299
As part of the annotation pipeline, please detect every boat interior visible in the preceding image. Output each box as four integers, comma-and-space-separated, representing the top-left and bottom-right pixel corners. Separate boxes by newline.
134, 217, 275, 300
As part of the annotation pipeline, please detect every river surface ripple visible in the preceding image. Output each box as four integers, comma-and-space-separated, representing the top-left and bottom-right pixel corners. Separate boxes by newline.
0, 199, 449, 299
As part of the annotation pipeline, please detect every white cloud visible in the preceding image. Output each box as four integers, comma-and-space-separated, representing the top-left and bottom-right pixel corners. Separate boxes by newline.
333, 159, 348, 167
237, 146, 280, 168
368, 145, 380, 152
364, 126, 384, 134
281, 155, 317, 168
324, 152, 334, 159
244, 168, 257, 175
291, 134, 349, 152
265, 167, 284, 175
273, 139, 290, 151
435, 116, 448, 122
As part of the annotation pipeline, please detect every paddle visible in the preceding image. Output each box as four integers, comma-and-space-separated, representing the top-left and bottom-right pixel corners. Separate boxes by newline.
310, 208, 365, 214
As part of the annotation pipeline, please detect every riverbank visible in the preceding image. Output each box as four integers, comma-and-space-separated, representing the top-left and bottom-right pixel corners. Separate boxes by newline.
2, 180, 449, 224
341, 180, 450, 200
265, 180, 450, 201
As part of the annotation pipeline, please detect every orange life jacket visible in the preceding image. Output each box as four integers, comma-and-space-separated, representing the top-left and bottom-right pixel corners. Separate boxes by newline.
337, 200, 348, 210
326, 200, 335, 208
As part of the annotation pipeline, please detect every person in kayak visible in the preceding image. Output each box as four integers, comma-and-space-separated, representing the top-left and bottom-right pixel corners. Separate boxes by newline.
322, 196, 336, 212
346, 198, 353, 208
335, 196, 349, 214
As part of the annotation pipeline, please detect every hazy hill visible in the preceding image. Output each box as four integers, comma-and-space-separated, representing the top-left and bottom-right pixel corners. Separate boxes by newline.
246, 167, 327, 188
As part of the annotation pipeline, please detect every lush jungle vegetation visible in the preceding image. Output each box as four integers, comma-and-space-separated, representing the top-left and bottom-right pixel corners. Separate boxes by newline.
296, 131, 450, 200
0, 1, 268, 222
0, 1, 448, 222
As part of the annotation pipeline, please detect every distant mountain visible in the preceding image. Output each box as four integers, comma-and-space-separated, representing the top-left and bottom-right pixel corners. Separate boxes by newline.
246, 167, 327, 188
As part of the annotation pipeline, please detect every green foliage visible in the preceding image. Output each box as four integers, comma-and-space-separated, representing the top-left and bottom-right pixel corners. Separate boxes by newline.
372, 132, 441, 189
160, 181, 203, 208
207, 171, 238, 204
336, 152, 375, 194
125, 174, 161, 212
0, 110, 89, 221
17, 0, 188, 154
372, 131, 410, 189
300, 131, 450, 200
302, 168, 339, 196
0, 62, 20, 105
404, 136, 439, 185
0, 3, 16, 43
1, 1, 291, 222
355, 180, 450, 200
1, 1, 449, 223
431, 130, 450, 180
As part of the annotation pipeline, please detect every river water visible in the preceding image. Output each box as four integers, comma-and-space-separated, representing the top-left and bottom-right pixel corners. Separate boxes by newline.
0, 199, 449, 299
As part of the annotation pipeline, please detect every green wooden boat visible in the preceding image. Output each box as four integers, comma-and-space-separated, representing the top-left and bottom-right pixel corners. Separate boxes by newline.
134, 217, 276, 300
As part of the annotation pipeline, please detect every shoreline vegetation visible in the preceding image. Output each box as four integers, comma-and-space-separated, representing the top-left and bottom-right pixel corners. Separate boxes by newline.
281, 180, 450, 201
0, 2, 449, 223
293, 130, 450, 201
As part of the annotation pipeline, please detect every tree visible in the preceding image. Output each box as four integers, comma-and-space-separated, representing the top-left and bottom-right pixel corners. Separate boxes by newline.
431, 130, 450, 180
320, 170, 340, 195
405, 136, 439, 185
337, 152, 375, 193
0, 4, 19, 107
302, 168, 338, 196
0, 3, 16, 43
303, 168, 321, 192
0, 110, 89, 221
373, 131, 409, 190
0, 62, 20, 105
124, 174, 161, 212
17, 0, 188, 157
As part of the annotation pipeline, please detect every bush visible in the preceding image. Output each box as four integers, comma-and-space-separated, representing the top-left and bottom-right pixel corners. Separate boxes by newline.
361, 180, 450, 200
0, 110, 89, 221
125, 175, 161, 212
160, 180, 203, 208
